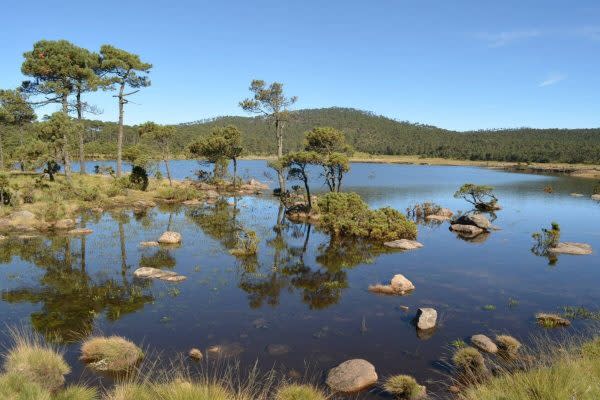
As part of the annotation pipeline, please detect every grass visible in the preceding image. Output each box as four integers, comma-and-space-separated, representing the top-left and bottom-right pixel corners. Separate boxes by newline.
275, 384, 326, 400
0, 373, 51, 400
452, 347, 487, 378
459, 336, 600, 400
80, 336, 144, 372
382, 375, 426, 399
53, 386, 99, 400
3, 328, 70, 391
496, 335, 522, 359
482, 305, 496, 311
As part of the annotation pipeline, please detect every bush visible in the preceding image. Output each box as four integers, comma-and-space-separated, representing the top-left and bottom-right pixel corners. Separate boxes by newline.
156, 185, 202, 202
20, 183, 35, 204
531, 222, 560, 255
0, 373, 50, 400
317, 192, 417, 241
129, 165, 149, 191
41, 198, 67, 222
76, 184, 101, 202
382, 375, 426, 399
80, 336, 143, 372
106, 178, 129, 197
230, 229, 259, 256
4, 337, 70, 391
275, 384, 326, 400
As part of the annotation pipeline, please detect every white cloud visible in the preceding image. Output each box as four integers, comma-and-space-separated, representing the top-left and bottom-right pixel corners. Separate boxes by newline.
538, 73, 566, 87
480, 30, 541, 47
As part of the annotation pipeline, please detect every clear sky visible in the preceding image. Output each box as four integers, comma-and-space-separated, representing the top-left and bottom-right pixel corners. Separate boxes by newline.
1, 0, 599, 131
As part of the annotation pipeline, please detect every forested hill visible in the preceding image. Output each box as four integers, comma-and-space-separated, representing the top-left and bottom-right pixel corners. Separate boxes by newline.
77, 107, 600, 163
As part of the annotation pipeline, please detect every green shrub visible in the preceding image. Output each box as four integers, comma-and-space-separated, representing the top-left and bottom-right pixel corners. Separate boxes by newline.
275, 384, 326, 400
106, 178, 129, 197
382, 375, 426, 399
76, 184, 101, 202
156, 185, 202, 202
532, 222, 560, 255
129, 166, 149, 191
317, 192, 417, 241
0, 373, 50, 400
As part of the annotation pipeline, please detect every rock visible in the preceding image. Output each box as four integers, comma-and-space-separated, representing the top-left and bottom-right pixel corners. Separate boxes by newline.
140, 241, 159, 247
536, 313, 571, 327
592, 194, 600, 201
369, 274, 415, 295
454, 213, 491, 229
132, 200, 156, 209
133, 267, 187, 282
206, 342, 244, 358
248, 178, 269, 189
53, 219, 76, 230
252, 318, 268, 329
450, 224, 484, 237
416, 308, 437, 330
189, 348, 203, 360
266, 344, 291, 356
398, 305, 410, 312
425, 208, 453, 221
68, 228, 93, 235
548, 242, 592, 255
0, 235, 7, 240
158, 231, 182, 244
182, 199, 202, 205
471, 334, 498, 353
570, 193, 584, 197
325, 359, 378, 393
383, 239, 423, 250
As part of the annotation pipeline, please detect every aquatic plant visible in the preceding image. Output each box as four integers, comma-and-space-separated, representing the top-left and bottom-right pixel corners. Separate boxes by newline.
382, 375, 426, 399
531, 222, 560, 256
275, 384, 326, 400
230, 228, 259, 256
543, 185, 554, 193
317, 192, 417, 241
406, 201, 442, 219
482, 304, 496, 311
535, 313, 571, 328
451, 339, 467, 349
80, 336, 144, 372
3, 329, 70, 391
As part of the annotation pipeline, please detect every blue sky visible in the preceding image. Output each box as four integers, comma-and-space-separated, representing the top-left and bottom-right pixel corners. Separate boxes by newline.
1, 0, 599, 130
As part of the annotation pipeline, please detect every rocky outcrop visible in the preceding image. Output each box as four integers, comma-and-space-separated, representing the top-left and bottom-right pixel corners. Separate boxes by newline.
368, 274, 415, 295
450, 224, 484, 237
454, 213, 491, 229
471, 334, 498, 353
425, 208, 454, 221
158, 231, 182, 244
383, 239, 423, 250
326, 359, 378, 392
416, 308, 437, 330
133, 267, 187, 282
548, 242, 592, 255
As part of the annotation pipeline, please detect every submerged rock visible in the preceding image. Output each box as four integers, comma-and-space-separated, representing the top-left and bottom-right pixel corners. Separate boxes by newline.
206, 342, 244, 358
369, 274, 415, 295
158, 231, 182, 244
266, 344, 291, 356
592, 194, 600, 201
425, 207, 454, 221
133, 267, 187, 282
471, 334, 498, 353
450, 224, 484, 237
548, 242, 592, 255
383, 239, 423, 250
326, 359, 378, 392
416, 308, 437, 330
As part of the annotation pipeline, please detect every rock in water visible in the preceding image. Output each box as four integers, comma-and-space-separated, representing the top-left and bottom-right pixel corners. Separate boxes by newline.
326, 359, 378, 392
592, 194, 600, 201
548, 242, 592, 255
450, 224, 484, 237
189, 348, 203, 360
206, 342, 244, 358
369, 274, 415, 295
133, 267, 187, 282
68, 228, 93, 235
454, 213, 491, 229
383, 239, 424, 250
471, 334, 498, 353
140, 241, 159, 247
266, 344, 291, 356
416, 308, 437, 330
158, 231, 182, 244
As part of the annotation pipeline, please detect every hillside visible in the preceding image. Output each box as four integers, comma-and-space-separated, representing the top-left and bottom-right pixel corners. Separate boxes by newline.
8, 107, 600, 164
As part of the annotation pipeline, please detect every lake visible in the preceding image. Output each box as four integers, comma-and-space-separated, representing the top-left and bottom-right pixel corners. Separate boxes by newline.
2, 160, 599, 398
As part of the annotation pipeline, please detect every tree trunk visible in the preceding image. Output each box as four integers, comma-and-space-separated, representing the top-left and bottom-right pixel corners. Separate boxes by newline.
116, 82, 125, 178
119, 220, 127, 277
0, 130, 4, 171
304, 172, 312, 209
164, 158, 172, 186
275, 119, 286, 193
76, 89, 85, 174
18, 126, 25, 171
232, 158, 237, 188
61, 94, 72, 180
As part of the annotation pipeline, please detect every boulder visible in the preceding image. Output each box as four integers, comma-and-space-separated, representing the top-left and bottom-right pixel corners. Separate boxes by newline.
425, 208, 454, 221
369, 274, 415, 295
416, 308, 437, 330
592, 194, 600, 201
548, 242, 592, 255
132, 200, 156, 209
158, 231, 181, 244
326, 359, 378, 393
205, 190, 219, 199
53, 219, 76, 230
133, 267, 187, 282
266, 344, 291, 356
383, 239, 423, 250
454, 213, 491, 229
450, 224, 484, 237
140, 241, 159, 247
67, 228, 93, 235
471, 334, 498, 353
9, 210, 36, 222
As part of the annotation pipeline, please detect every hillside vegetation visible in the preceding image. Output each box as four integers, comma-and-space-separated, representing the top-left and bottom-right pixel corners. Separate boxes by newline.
5, 107, 600, 164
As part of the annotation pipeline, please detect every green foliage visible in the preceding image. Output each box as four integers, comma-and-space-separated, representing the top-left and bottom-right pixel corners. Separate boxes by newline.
0, 373, 50, 400
452, 347, 487, 377
454, 183, 498, 210
129, 165, 149, 191
0, 173, 13, 205
188, 125, 242, 183
382, 375, 426, 399
275, 384, 326, 400
317, 192, 417, 241
156, 185, 202, 201
303, 127, 351, 192
532, 222, 561, 256
230, 229, 259, 256
0, 89, 35, 126
482, 304, 496, 311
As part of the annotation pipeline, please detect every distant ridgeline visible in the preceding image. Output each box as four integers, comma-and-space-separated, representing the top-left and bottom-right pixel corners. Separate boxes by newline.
5, 107, 600, 164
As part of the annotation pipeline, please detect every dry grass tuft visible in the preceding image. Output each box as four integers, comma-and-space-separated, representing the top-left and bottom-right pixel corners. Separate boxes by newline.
0, 373, 51, 400
382, 375, 426, 399
275, 383, 326, 400
80, 336, 143, 372
496, 335, 522, 359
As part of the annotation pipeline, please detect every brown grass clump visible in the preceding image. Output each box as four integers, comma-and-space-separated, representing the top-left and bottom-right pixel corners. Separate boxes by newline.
382, 375, 426, 399
496, 335, 522, 359
275, 384, 326, 400
535, 313, 571, 328
3, 329, 70, 391
0, 373, 51, 400
80, 336, 143, 372
452, 347, 487, 378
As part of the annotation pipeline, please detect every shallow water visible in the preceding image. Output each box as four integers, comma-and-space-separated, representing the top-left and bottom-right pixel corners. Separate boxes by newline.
2, 160, 600, 397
